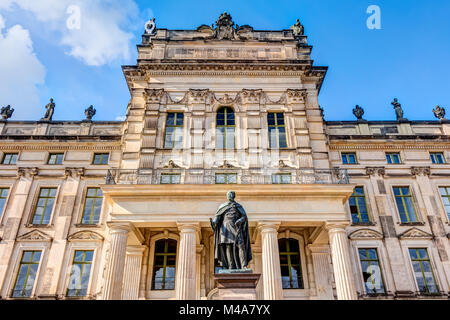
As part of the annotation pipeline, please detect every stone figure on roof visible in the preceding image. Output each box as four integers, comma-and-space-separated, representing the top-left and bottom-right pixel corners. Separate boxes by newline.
433, 105, 446, 121
352, 105, 366, 121
1, 105, 14, 120
215, 12, 235, 40
291, 19, 304, 36
84, 105, 96, 121
41, 98, 55, 121
391, 98, 408, 122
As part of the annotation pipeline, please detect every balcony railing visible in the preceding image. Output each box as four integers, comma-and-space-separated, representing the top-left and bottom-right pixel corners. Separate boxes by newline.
105, 168, 350, 185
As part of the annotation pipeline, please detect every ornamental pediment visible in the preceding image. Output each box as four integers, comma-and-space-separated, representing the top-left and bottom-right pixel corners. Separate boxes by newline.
399, 228, 433, 240
68, 231, 104, 242
349, 229, 383, 240
17, 230, 52, 242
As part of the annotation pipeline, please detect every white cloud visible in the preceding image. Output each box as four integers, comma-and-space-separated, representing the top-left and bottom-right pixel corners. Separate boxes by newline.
1, 0, 140, 66
0, 14, 46, 119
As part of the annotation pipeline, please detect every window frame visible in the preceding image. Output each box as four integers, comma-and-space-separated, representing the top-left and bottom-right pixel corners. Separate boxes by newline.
392, 186, 420, 224
349, 186, 371, 224
267, 112, 288, 149
2, 152, 19, 165
215, 106, 236, 150
79, 187, 104, 225
271, 173, 292, 184
0, 186, 12, 224
148, 232, 179, 299
438, 186, 450, 223
47, 153, 64, 165
29, 187, 59, 226
215, 173, 238, 184
65, 250, 95, 298
386, 152, 402, 164
163, 112, 184, 149
160, 174, 181, 185
341, 152, 358, 165
407, 247, 441, 295
430, 152, 446, 164
357, 248, 387, 295
92, 153, 110, 165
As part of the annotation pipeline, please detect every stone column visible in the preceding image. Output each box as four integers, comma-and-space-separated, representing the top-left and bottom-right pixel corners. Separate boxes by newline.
258, 222, 283, 300
122, 245, 146, 300
175, 223, 199, 300
103, 223, 132, 300
326, 223, 357, 300
308, 245, 333, 300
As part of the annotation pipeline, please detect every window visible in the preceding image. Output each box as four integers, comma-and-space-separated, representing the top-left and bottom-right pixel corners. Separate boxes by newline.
272, 173, 291, 184
386, 153, 401, 164
278, 238, 304, 289
268, 113, 287, 149
358, 248, 386, 294
93, 153, 109, 165
0, 188, 9, 219
31, 188, 57, 225
409, 248, 439, 294
216, 107, 235, 149
11, 251, 42, 298
67, 250, 94, 297
430, 152, 446, 164
215, 173, 237, 184
2, 153, 18, 165
349, 187, 370, 224
439, 187, 450, 221
160, 174, 181, 184
164, 113, 184, 149
341, 153, 357, 164
393, 187, 418, 223
152, 239, 177, 290
81, 188, 103, 225
47, 153, 64, 165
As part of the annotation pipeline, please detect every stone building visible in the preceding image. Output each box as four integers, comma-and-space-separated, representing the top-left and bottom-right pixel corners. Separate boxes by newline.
0, 13, 449, 300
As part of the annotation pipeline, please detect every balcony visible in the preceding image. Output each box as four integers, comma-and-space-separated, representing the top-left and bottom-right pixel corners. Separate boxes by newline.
105, 168, 349, 185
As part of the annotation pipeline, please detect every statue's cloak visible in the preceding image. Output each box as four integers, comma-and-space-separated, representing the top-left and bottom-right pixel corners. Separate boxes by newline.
211, 201, 252, 268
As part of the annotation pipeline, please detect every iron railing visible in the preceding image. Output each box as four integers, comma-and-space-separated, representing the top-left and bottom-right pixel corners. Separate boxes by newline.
105, 168, 350, 185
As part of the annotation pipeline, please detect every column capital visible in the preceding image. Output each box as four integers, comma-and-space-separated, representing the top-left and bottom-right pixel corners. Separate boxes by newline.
107, 221, 133, 233
176, 222, 200, 233
257, 221, 281, 233
307, 244, 330, 254
324, 221, 350, 232
126, 245, 146, 256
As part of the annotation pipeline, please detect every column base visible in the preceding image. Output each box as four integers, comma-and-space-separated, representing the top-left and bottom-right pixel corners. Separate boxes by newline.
213, 273, 261, 300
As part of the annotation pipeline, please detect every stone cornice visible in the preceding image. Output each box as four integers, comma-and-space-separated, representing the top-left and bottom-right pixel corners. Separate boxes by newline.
0, 144, 121, 151
330, 143, 450, 150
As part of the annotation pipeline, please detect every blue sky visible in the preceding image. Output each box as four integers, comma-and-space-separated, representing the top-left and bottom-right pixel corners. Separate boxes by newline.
0, 0, 449, 122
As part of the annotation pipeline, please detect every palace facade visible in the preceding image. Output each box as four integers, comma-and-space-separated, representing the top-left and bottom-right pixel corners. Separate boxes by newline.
0, 13, 449, 300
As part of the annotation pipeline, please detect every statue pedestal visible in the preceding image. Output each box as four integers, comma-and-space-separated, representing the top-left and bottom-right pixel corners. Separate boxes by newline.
213, 272, 260, 300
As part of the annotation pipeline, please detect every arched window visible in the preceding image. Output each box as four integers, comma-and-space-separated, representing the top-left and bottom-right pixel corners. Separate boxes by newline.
216, 107, 235, 149
278, 238, 304, 289
152, 239, 177, 290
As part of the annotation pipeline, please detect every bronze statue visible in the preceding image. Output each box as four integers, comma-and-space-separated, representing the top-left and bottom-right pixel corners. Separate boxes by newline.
41, 98, 55, 121
210, 191, 252, 270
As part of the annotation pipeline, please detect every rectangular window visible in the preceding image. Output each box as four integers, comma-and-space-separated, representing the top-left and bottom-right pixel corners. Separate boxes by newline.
164, 113, 184, 149
439, 187, 450, 221
67, 250, 94, 297
31, 188, 57, 225
81, 188, 103, 225
341, 153, 357, 164
47, 153, 64, 165
268, 113, 287, 149
386, 153, 401, 164
272, 173, 292, 184
349, 187, 370, 223
160, 174, 181, 184
93, 153, 109, 165
409, 248, 439, 294
358, 248, 386, 294
430, 152, 446, 164
0, 188, 9, 219
393, 187, 418, 223
11, 251, 42, 298
215, 173, 237, 184
2, 153, 18, 165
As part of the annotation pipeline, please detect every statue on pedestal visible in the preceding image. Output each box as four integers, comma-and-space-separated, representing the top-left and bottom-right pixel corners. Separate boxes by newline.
84, 105, 96, 121
352, 105, 366, 122
290, 19, 304, 37
210, 191, 252, 271
41, 98, 55, 121
391, 98, 408, 122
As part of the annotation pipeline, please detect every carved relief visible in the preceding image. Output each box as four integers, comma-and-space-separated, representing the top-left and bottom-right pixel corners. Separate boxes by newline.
411, 167, 431, 177
365, 167, 386, 177
399, 228, 433, 240
68, 231, 104, 241
164, 160, 181, 169
17, 167, 39, 179
240, 89, 263, 104
286, 89, 307, 104
65, 167, 85, 178
17, 230, 52, 242
349, 229, 383, 240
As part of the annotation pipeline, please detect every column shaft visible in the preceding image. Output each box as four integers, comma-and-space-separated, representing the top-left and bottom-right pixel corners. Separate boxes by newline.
259, 223, 283, 300
327, 225, 357, 300
122, 246, 145, 300
175, 224, 199, 300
